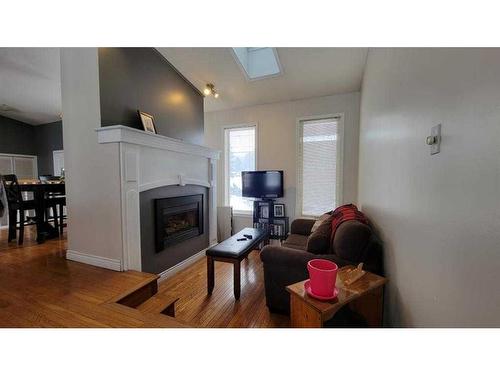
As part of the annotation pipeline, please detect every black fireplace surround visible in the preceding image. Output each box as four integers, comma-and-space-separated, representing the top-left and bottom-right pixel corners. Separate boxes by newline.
140, 184, 209, 274
155, 194, 203, 252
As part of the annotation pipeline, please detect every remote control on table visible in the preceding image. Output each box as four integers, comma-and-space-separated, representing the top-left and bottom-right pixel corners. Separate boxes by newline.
237, 238, 247, 241
243, 234, 253, 239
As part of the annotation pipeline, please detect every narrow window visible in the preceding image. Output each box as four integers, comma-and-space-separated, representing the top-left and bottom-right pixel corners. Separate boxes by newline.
298, 116, 342, 217
224, 125, 256, 213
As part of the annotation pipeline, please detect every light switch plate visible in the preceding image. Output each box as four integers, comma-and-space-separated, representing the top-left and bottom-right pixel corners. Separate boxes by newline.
430, 124, 441, 155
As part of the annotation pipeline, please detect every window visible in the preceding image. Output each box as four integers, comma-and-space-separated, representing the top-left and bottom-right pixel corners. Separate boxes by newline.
0, 153, 38, 179
297, 116, 342, 217
224, 125, 256, 213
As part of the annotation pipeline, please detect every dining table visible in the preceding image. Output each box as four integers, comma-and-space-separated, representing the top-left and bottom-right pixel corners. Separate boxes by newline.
19, 180, 65, 244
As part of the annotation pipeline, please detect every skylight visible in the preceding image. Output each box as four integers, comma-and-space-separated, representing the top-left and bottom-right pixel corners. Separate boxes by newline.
231, 47, 282, 80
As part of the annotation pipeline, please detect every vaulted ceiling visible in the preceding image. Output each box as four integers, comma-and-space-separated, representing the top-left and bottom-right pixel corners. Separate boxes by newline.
0, 48, 368, 125
158, 48, 368, 112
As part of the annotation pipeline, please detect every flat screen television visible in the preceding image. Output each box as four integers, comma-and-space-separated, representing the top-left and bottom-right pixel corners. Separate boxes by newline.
242, 170, 284, 199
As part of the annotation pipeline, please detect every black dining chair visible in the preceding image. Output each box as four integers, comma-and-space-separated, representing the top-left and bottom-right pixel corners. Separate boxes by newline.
39, 175, 66, 235
1, 174, 37, 245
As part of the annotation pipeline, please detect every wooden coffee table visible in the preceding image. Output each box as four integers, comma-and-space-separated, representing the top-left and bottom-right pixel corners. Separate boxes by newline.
286, 266, 387, 328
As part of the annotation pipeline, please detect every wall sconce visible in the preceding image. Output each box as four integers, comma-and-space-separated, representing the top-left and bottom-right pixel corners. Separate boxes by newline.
203, 83, 219, 98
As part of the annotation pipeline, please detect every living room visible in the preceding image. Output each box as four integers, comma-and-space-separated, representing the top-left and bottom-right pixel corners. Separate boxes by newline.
1, 2, 499, 374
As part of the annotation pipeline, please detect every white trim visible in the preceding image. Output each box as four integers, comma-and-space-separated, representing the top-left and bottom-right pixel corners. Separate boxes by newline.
222, 123, 258, 211
296, 113, 344, 218
157, 247, 209, 282
66, 250, 122, 271
139, 178, 211, 193
96, 125, 220, 160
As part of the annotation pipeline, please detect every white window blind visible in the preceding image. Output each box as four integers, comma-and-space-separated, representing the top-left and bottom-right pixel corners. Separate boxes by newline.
225, 126, 256, 212
13, 156, 37, 179
298, 117, 341, 217
0, 154, 37, 178
0, 156, 13, 175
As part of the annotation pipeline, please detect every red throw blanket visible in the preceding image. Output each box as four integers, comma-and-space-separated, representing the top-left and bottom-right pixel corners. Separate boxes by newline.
330, 204, 369, 245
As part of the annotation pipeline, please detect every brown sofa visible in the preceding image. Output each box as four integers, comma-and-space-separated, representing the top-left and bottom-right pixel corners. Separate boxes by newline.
260, 218, 383, 314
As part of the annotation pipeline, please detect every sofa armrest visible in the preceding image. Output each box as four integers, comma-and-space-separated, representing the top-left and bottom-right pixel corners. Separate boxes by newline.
260, 245, 351, 270
259, 245, 352, 314
290, 219, 316, 236
260, 245, 314, 269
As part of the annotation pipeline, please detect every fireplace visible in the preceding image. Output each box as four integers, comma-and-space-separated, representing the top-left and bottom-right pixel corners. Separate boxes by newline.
155, 194, 204, 253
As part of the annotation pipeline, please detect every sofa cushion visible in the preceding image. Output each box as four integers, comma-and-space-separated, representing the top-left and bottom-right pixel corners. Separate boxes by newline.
290, 219, 316, 236
306, 218, 332, 254
333, 221, 371, 262
310, 212, 332, 233
282, 234, 308, 250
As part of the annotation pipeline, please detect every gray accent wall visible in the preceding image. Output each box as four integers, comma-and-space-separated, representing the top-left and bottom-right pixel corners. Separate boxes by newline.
0, 115, 63, 175
0, 115, 37, 155
98, 48, 205, 145
140, 184, 209, 274
34, 121, 63, 175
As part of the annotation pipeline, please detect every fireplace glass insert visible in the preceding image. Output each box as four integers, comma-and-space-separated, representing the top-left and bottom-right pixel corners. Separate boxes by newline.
155, 194, 203, 252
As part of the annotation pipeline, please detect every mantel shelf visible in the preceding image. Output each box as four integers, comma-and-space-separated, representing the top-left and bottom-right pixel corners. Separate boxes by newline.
96, 125, 220, 160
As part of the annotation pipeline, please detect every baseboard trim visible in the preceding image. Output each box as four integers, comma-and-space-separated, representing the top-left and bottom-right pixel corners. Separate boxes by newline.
158, 246, 211, 282
66, 250, 122, 271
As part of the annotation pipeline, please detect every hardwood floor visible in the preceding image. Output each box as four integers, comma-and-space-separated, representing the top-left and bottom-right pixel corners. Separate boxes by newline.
158, 250, 290, 328
0, 227, 184, 327
0, 227, 290, 327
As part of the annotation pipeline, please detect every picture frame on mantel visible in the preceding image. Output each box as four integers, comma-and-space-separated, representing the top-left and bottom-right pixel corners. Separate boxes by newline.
138, 110, 157, 134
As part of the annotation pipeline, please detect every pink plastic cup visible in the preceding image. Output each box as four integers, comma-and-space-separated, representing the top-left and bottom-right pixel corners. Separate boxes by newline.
307, 259, 338, 297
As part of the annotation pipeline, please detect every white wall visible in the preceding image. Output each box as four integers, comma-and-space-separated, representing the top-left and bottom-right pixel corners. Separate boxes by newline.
60, 48, 124, 270
358, 48, 500, 327
205, 92, 360, 231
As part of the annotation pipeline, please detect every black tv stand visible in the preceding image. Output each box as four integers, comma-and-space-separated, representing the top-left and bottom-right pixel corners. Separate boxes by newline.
252, 200, 289, 241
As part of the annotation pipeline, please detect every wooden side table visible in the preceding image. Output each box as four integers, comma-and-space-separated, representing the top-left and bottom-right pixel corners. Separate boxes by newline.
286, 266, 387, 328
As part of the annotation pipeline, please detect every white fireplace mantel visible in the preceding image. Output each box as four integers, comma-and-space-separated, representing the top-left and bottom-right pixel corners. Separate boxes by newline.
96, 125, 220, 272
96, 125, 219, 160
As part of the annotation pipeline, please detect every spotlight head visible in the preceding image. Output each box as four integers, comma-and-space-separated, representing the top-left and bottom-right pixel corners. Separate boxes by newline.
203, 83, 218, 98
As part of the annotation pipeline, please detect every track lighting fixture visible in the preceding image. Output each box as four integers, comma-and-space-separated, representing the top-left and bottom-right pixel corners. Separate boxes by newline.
203, 83, 219, 98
